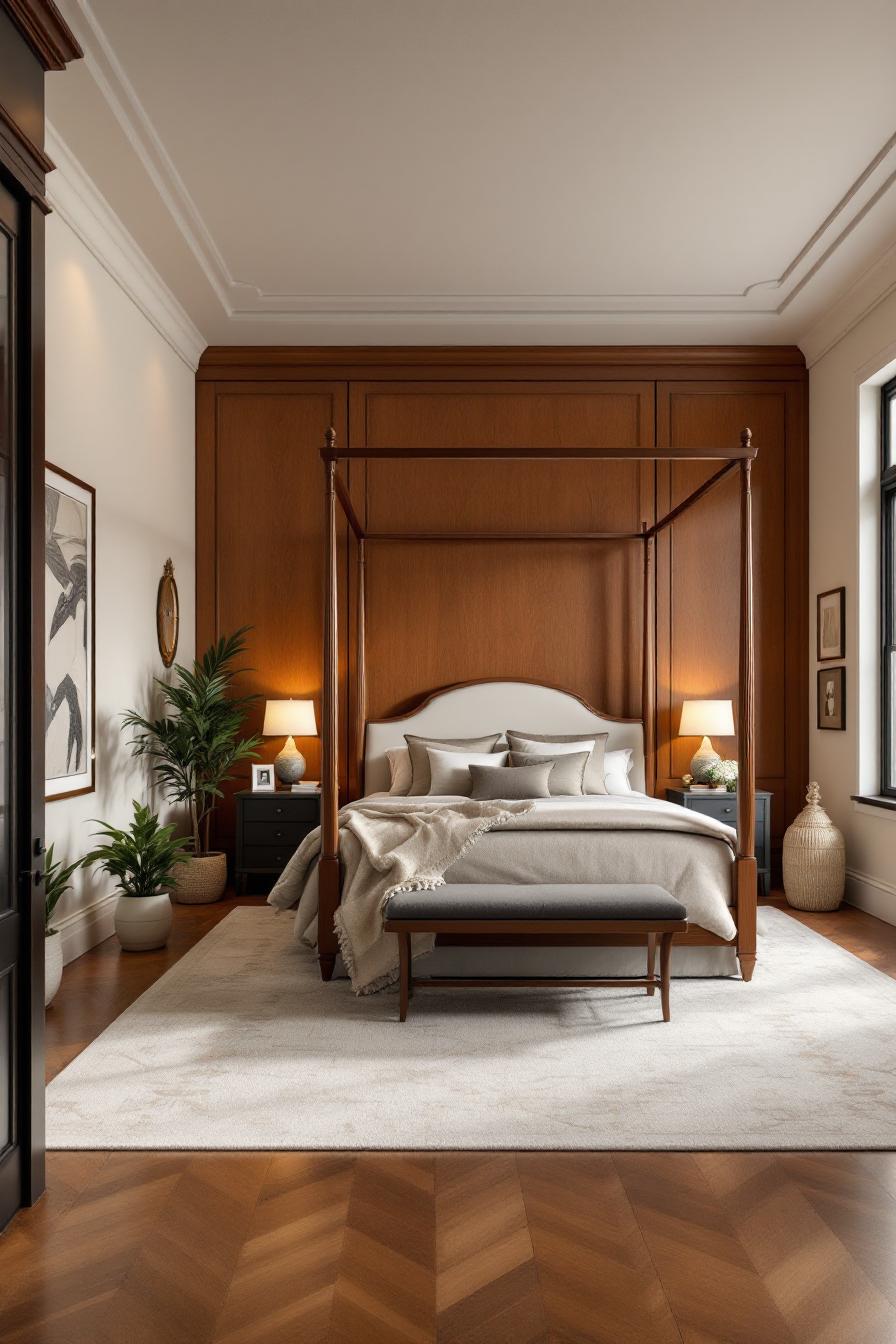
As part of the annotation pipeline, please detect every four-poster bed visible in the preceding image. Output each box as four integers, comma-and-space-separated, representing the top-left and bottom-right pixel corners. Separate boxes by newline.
316, 426, 758, 984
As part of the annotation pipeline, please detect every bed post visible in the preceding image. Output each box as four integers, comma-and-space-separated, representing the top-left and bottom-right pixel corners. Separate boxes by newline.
356, 537, 367, 797
736, 430, 757, 982
641, 522, 656, 796
319, 429, 340, 981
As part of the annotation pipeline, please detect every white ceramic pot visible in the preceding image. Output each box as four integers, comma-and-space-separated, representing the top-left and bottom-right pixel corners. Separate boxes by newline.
45, 932, 63, 1007
114, 891, 173, 951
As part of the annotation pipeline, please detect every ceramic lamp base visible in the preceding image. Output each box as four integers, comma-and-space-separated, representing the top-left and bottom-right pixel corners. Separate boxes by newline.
274, 736, 306, 785
689, 735, 721, 782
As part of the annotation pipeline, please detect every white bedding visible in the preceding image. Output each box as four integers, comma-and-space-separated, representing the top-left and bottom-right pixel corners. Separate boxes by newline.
272, 791, 737, 949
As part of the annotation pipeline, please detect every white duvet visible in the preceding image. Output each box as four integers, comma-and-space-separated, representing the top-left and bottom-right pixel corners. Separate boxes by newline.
270, 791, 738, 946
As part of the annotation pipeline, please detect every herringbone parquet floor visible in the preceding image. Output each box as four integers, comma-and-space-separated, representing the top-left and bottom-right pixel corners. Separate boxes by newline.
2, 894, 896, 1344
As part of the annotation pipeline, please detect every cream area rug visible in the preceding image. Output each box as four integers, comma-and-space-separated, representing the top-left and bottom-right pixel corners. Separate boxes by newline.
46, 906, 896, 1151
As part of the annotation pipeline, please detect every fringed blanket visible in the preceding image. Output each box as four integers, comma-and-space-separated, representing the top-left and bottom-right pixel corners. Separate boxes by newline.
268, 800, 533, 993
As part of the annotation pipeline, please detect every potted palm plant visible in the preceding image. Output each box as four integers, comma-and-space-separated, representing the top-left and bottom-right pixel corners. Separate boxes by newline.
84, 801, 190, 950
123, 629, 261, 903
43, 844, 81, 1006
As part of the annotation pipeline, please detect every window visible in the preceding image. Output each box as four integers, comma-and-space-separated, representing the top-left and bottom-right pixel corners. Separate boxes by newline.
882, 378, 896, 794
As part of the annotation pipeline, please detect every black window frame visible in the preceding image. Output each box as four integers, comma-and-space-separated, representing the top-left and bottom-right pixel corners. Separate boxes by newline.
882, 377, 896, 796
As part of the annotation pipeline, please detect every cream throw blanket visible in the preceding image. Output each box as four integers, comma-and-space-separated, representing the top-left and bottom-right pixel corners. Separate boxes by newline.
268, 800, 533, 994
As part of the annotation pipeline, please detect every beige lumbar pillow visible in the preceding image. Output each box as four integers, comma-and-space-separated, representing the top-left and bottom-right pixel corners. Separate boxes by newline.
404, 732, 502, 796
506, 731, 609, 795
469, 760, 553, 801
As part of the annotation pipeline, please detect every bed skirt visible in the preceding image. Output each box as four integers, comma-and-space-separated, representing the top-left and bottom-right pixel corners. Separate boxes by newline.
330, 942, 738, 980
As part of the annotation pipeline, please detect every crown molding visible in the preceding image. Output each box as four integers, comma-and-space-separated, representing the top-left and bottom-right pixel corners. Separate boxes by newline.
2, 0, 81, 70
798, 236, 896, 368
45, 123, 206, 370
59, 0, 896, 333
198, 343, 807, 376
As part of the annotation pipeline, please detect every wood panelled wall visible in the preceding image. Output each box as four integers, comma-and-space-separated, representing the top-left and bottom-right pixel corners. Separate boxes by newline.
196, 347, 807, 862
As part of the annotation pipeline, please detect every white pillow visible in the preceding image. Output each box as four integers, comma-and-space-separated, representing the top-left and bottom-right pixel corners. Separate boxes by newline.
511, 737, 597, 757
426, 746, 509, 796
386, 747, 413, 796
604, 747, 634, 795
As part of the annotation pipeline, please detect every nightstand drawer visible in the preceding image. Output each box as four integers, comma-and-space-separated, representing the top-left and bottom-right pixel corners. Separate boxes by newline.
244, 820, 311, 846
240, 843, 302, 871
687, 794, 739, 824
241, 796, 320, 824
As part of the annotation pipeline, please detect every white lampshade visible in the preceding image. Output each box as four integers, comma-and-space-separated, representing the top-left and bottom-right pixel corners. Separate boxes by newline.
678, 699, 735, 738
262, 699, 318, 738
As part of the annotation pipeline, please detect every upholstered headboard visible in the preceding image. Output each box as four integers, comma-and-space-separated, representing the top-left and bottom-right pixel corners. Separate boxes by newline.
364, 680, 646, 794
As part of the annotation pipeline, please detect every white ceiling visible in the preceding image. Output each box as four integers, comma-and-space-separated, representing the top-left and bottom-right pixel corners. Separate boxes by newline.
46, 0, 896, 352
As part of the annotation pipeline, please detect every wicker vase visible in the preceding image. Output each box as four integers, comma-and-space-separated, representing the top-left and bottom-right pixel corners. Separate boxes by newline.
783, 782, 845, 911
169, 852, 228, 905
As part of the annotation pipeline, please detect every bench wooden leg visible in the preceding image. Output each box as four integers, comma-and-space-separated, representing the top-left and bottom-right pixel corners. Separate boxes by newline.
646, 933, 656, 996
659, 931, 673, 1022
398, 931, 410, 1022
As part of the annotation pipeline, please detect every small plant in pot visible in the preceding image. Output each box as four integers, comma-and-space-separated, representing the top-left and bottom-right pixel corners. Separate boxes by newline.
704, 758, 739, 792
84, 801, 190, 951
123, 629, 261, 904
43, 844, 81, 1007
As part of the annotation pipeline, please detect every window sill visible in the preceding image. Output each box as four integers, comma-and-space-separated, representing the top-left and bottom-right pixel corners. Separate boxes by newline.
851, 794, 896, 819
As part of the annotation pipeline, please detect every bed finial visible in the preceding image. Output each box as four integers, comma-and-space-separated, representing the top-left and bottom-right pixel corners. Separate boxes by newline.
325, 426, 337, 452
740, 427, 752, 449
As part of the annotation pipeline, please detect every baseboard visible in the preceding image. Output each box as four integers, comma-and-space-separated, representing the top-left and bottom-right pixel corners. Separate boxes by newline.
56, 893, 117, 965
844, 867, 896, 926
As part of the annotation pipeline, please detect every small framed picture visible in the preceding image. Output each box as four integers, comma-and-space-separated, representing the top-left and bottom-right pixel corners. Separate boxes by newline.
817, 666, 845, 730
817, 587, 845, 661
251, 763, 277, 792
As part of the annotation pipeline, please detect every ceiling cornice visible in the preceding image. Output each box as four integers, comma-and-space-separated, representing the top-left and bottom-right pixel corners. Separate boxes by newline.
45, 123, 206, 370
2, 0, 81, 70
57, 0, 896, 339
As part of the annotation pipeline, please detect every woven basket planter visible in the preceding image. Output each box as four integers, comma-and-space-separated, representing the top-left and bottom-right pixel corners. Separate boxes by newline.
783, 782, 845, 911
169, 852, 228, 905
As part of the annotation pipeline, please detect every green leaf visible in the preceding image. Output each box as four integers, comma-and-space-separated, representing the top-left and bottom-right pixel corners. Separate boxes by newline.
121, 628, 261, 854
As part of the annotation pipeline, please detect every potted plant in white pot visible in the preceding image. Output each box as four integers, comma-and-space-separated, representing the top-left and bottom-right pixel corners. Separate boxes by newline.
84, 801, 190, 951
43, 844, 81, 1006
123, 629, 261, 904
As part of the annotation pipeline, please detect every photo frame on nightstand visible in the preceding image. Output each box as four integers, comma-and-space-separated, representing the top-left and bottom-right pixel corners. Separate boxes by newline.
251, 763, 277, 792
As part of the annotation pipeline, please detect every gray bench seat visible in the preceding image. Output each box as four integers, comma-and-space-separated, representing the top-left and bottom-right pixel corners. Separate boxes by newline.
383, 882, 689, 1023
385, 883, 687, 923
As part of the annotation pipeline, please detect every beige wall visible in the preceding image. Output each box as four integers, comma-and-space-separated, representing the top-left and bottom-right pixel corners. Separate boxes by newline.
809, 292, 896, 922
45, 214, 196, 963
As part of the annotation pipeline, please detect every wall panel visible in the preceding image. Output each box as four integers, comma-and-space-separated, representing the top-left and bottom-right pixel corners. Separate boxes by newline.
196, 347, 807, 866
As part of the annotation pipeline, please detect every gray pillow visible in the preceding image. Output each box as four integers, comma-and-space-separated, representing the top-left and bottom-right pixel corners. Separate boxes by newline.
469, 761, 553, 800
506, 730, 609, 795
508, 750, 589, 796
405, 732, 502, 795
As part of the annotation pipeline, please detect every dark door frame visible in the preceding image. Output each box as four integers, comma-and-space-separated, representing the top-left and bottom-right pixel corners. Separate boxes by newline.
0, 0, 80, 1228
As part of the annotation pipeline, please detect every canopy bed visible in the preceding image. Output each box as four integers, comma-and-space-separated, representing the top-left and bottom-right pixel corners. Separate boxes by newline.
312, 426, 758, 985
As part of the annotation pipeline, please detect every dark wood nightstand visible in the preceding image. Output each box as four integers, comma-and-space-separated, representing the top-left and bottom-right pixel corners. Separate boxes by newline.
235, 789, 321, 892
665, 787, 773, 897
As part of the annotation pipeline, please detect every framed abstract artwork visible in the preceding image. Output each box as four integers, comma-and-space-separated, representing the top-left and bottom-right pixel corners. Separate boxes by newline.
45, 464, 95, 800
817, 586, 845, 661
817, 666, 845, 731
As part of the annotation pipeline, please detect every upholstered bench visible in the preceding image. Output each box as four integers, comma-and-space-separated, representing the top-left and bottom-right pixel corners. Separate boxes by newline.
383, 883, 688, 1023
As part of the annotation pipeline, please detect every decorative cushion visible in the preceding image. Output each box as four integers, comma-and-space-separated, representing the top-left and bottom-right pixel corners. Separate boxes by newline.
468, 760, 553, 800
386, 747, 413, 795
405, 732, 502, 796
426, 747, 509, 796
603, 747, 635, 795
507, 750, 589, 796
507, 730, 609, 795
385, 883, 686, 922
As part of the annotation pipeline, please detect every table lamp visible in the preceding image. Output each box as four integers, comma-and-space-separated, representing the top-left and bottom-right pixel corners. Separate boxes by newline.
263, 699, 318, 785
678, 699, 735, 781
